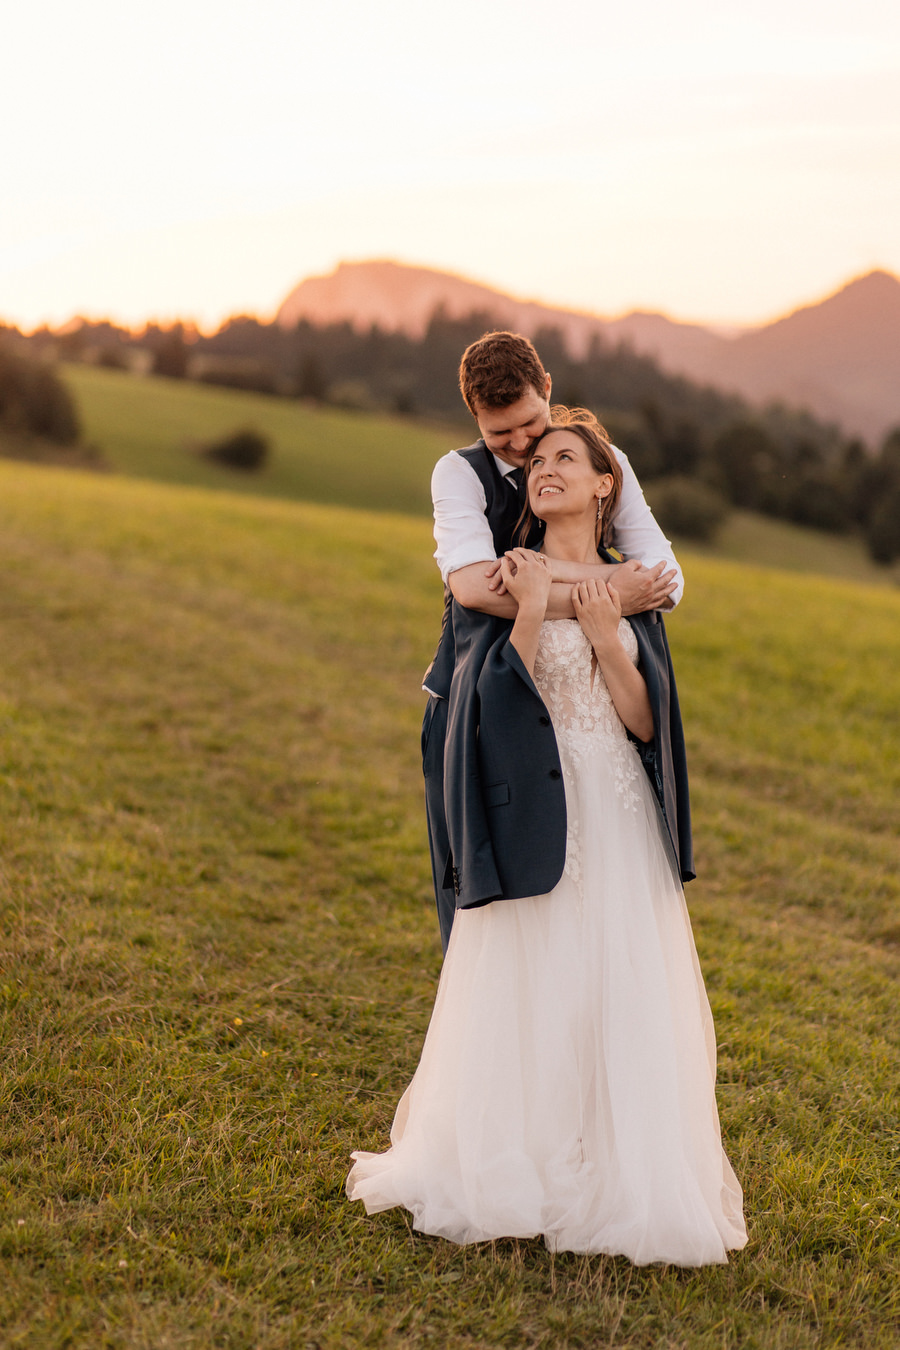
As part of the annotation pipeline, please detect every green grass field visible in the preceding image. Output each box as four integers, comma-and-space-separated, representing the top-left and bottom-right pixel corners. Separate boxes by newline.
2, 459, 900, 1349
61, 363, 468, 517
60, 363, 900, 591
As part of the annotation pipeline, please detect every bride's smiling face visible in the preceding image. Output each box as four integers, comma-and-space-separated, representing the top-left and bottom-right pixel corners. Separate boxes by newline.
528, 430, 612, 520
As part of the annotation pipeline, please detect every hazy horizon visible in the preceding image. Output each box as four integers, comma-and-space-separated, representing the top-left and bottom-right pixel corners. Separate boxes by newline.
14, 257, 896, 345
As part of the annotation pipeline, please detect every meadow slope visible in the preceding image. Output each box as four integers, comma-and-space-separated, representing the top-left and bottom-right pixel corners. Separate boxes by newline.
1, 460, 899, 1349
61, 363, 464, 516
60, 362, 899, 588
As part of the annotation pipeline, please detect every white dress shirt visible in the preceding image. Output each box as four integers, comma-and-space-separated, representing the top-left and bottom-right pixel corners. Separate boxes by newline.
431, 446, 683, 605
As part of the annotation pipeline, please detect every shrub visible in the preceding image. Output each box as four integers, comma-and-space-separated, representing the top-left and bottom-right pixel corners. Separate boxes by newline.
645, 475, 729, 542
201, 427, 270, 472
0, 349, 80, 443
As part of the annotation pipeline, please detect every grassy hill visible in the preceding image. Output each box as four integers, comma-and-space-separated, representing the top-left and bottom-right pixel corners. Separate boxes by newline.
60, 363, 900, 589
2, 460, 900, 1348
61, 362, 467, 517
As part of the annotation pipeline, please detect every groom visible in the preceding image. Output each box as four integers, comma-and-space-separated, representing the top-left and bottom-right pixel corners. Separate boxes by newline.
432, 330, 681, 623
423, 331, 687, 950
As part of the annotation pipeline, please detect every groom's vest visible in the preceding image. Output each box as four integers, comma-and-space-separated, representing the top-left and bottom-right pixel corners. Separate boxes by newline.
424, 442, 541, 700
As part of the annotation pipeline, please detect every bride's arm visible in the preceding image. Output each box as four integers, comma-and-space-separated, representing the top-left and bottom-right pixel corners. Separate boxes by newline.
450, 561, 578, 620
475, 555, 676, 616
499, 549, 552, 679
572, 580, 654, 742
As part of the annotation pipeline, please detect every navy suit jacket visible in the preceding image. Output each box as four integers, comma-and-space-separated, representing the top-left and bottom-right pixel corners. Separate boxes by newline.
437, 595, 693, 916
441, 605, 568, 908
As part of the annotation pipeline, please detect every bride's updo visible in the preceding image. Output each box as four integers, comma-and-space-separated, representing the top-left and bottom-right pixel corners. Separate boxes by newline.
517, 407, 623, 548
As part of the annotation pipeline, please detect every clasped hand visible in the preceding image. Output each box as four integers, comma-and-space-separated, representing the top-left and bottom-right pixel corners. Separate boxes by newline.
572, 577, 623, 651
500, 553, 623, 649
499, 548, 553, 611
487, 555, 675, 612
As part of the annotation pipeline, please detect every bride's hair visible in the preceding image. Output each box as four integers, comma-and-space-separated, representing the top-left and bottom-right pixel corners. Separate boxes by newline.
516, 407, 623, 548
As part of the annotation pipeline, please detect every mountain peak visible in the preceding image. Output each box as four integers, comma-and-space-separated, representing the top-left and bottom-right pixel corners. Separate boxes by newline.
276, 259, 539, 337
840, 268, 899, 293
275, 260, 900, 444
744, 267, 900, 345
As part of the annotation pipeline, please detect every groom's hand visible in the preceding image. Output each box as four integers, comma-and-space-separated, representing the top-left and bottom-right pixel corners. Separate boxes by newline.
485, 558, 508, 596
609, 560, 676, 615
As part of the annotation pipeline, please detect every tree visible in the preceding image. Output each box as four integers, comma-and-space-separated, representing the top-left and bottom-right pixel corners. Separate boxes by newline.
861, 427, 900, 562
712, 422, 780, 510
296, 352, 328, 402
660, 417, 704, 476
865, 488, 900, 564
152, 324, 189, 379
600, 411, 663, 481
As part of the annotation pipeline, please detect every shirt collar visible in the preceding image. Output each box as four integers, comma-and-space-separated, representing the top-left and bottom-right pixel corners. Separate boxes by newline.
488, 450, 519, 479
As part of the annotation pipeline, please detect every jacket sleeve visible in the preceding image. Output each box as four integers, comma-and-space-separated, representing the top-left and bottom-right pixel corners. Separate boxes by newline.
442, 605, 507, 906
443, 604, 567, 909
473, 638, 568, 903
628, 611, 695, 883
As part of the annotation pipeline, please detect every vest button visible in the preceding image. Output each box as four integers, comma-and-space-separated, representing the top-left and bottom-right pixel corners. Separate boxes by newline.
549, 768, 561, 780
539, 715, 550, 726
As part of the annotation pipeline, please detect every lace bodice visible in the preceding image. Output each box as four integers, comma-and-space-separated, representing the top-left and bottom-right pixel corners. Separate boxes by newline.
533, 619, 643, 886
533, 619, 638, 756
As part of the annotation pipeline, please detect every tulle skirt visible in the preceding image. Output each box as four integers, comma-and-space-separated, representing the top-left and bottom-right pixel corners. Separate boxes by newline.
347, 739, 747, 1266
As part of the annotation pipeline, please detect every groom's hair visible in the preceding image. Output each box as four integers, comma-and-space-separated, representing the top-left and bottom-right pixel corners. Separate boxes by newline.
459, 331, 548, 415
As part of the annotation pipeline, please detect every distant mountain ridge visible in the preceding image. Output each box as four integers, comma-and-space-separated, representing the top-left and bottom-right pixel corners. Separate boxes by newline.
277, 261, 900, 445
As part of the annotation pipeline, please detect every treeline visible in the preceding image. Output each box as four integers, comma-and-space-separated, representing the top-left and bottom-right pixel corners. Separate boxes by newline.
5, 309, 900, 563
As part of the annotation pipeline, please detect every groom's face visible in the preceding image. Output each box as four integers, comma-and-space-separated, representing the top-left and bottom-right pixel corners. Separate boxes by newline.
474, 376, 552, 469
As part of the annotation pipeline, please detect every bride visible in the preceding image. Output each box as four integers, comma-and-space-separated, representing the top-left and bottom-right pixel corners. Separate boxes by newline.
347, 413, 747, 1266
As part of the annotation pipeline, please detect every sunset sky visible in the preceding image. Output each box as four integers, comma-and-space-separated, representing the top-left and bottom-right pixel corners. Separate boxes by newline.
3, 0, 899, 332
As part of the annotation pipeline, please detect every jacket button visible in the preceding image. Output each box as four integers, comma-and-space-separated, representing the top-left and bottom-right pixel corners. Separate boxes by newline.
539, 715, 550, 726
549, 768, 561, 779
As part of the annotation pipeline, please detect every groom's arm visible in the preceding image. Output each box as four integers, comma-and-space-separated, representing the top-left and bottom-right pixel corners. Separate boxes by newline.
450, 558, 669, 618
432, 444, 679, 619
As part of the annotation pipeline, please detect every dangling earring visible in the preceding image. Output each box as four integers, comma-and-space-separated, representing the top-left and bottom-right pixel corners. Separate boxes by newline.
596, 493, 604, 521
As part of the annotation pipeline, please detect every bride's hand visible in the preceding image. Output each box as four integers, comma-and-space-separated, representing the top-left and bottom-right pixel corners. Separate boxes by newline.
572, 578, 623, 652
500, 549, 553, 612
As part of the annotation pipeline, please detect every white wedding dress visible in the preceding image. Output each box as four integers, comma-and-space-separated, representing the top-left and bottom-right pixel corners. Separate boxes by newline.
347, 619, 747, 1265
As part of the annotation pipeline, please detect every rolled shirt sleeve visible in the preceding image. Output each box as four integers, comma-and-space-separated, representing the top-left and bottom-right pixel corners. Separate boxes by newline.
432, 450, 507, 584
609, 449, 684, 606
